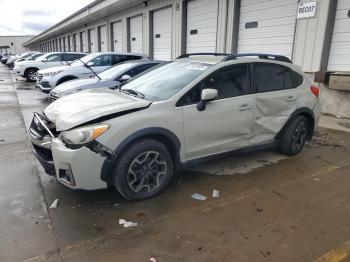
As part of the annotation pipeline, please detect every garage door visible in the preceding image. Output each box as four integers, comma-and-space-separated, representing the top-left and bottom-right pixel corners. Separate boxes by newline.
99, 25, 108, 52
238, 0, 298, 58
186, 0, 218, 53
112, 21, 123, 52
129, 15, 143, 54
153, 7, 172, 60
328, 0, 350, 71
88, 29, 97, 53
74, 33, 80, 51
81, 31, 88, 52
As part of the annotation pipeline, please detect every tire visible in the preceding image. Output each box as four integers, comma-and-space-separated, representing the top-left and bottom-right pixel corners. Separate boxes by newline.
113, 139, 174, 200
280, 115, 310, 156
25, 68, 38, 82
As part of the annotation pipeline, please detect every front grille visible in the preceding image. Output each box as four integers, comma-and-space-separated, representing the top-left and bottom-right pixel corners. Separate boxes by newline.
29, 113, 58, 138
37, 74, 43, 81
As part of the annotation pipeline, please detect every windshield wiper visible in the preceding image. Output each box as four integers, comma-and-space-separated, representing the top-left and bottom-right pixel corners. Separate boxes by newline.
120, 88, 145, 99
76, 58, 101, 80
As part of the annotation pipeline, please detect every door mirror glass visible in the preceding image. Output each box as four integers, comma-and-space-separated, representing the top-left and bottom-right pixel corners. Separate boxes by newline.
201, 88, 218, 101
119, 74, 131, 82
87, 61, 94, 67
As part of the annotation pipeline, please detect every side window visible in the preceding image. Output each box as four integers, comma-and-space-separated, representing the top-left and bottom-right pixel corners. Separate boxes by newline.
112, 55, 142, 65
177, 64, 248, 106
63, 53, 82, 61
292, 71, 304, 86
201, 64, 248, 99
91, 55, 112, 66
254, 63, 295, 93
124, 64, 156, 78
46, 54, 61, 62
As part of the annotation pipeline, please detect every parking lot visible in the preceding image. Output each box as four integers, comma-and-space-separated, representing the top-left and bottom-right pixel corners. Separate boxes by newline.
1, 64, 350, 262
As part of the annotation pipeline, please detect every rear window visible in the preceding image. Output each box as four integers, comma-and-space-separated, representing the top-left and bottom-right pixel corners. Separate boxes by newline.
254, 63, 295, 93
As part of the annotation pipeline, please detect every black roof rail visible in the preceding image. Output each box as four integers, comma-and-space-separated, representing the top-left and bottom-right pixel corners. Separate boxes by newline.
222, 53, 292, 63
176, 53, 231, 59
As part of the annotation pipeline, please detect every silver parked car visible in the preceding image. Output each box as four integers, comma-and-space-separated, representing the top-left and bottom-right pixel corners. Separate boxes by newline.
48, 60, 162, 102
29, 53, 321, 200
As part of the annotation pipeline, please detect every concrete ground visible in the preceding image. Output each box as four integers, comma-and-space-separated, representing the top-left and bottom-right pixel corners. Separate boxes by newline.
1, 64, 350, 262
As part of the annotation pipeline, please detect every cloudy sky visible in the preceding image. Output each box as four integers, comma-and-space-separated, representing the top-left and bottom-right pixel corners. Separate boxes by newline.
0, 0, 95, 36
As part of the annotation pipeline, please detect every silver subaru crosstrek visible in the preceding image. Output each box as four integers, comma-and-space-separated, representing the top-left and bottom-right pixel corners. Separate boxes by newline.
29, 53, 321, 200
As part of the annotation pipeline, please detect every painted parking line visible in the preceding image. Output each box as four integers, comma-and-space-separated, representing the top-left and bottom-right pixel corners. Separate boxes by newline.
316, 240, 350, 262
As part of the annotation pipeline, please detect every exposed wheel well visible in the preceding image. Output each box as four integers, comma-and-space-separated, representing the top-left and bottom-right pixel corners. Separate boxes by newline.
57, 76, 77, 86
100, 129, 181, 185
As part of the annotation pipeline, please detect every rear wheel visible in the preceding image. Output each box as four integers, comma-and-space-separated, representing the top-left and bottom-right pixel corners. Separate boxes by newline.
25, 68, 38, 82
113, 139, 174, 200
280, 115, 309, 156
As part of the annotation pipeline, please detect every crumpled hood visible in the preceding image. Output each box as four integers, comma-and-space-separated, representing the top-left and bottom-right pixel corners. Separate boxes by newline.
39, 65, 69, 74
52, 78, 117, 94
44, 88, 151, 131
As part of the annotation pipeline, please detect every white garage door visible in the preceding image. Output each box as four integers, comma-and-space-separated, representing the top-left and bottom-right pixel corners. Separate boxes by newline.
88, 29, 97, 53
112, 21, 123, 52
129, 15, 143, 54
186, 0, 218, 53
238, 0, 298, 58
153, 7, 172, 60
328, 0, 350, 71
81, 31, 88, 52
99, 25, 108, 52
74, 33, 81, 52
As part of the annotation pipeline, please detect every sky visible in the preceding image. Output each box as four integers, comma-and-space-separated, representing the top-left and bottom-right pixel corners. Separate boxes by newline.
0, 0, 95, 36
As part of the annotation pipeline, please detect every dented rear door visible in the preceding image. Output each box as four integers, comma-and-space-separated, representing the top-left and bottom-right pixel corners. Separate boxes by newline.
249, 62, 300, 145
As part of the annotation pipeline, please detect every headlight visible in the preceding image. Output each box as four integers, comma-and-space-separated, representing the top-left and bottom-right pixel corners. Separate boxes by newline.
43, 70, 63, 77
61, 124, 109, 147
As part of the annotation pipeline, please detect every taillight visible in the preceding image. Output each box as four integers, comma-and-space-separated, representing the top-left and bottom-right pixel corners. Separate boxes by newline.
311, 85, 320, 98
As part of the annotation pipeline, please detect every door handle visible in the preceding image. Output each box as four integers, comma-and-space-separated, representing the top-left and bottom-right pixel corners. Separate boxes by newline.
285, 96, 297, 102
238, 104, 252, 111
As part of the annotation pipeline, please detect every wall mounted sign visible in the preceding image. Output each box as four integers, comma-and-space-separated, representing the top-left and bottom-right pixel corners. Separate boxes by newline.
297, 1, 318, 19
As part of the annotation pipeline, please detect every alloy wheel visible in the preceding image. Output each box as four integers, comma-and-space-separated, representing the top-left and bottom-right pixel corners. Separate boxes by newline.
127, 151, 167, 193
291, 121, 308, 152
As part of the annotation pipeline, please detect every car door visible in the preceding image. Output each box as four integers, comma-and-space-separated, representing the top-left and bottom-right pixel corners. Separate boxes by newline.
249, 62, 301, 145
180, 64, 253, 160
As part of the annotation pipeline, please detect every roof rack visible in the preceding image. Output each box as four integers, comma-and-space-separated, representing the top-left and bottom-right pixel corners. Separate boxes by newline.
223, 53, 292, 63
176, 53, 231, 59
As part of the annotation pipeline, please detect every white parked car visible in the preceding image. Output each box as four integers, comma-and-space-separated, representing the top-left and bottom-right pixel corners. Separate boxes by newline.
13, 52, 86, 81
29, 53, 321, 200
36, 52, 147, 93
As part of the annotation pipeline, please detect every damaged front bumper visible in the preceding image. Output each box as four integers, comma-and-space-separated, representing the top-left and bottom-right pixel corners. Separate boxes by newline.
29, 113, 108, 190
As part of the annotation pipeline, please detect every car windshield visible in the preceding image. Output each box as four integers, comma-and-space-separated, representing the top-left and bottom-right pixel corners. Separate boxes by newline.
120, 60, 212, 101
99, 62, 137, 80
70, 53, 98, 67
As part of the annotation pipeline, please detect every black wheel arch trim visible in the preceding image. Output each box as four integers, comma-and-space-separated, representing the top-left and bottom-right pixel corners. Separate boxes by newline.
100, 127, 182, 184
275, 107, 315, 140
57, 75, 78, 85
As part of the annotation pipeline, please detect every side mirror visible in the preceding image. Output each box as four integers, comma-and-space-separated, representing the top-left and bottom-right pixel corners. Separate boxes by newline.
119, 74, 131, 82
87, 61, 94, 67
41, 58, 48, 62
196, 88, 218, 112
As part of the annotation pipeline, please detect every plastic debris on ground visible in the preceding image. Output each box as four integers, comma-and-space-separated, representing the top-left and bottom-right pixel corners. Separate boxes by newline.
191, 193, 207, 201
212, 189, 220, 198
119, 218, 138, 228
150, 257, 157, 262
49, 199, 59, 209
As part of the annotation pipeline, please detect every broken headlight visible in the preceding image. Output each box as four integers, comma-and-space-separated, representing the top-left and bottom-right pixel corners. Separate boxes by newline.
61, 124, 109, 147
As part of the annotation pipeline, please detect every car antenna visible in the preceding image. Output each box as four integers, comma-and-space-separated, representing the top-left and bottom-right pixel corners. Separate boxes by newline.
76, 58, 102, 81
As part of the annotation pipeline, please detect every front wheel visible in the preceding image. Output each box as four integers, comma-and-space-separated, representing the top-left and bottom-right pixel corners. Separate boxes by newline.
25, 69, 38, 82
113, 139, 174, 200
280, 115, 310, 156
